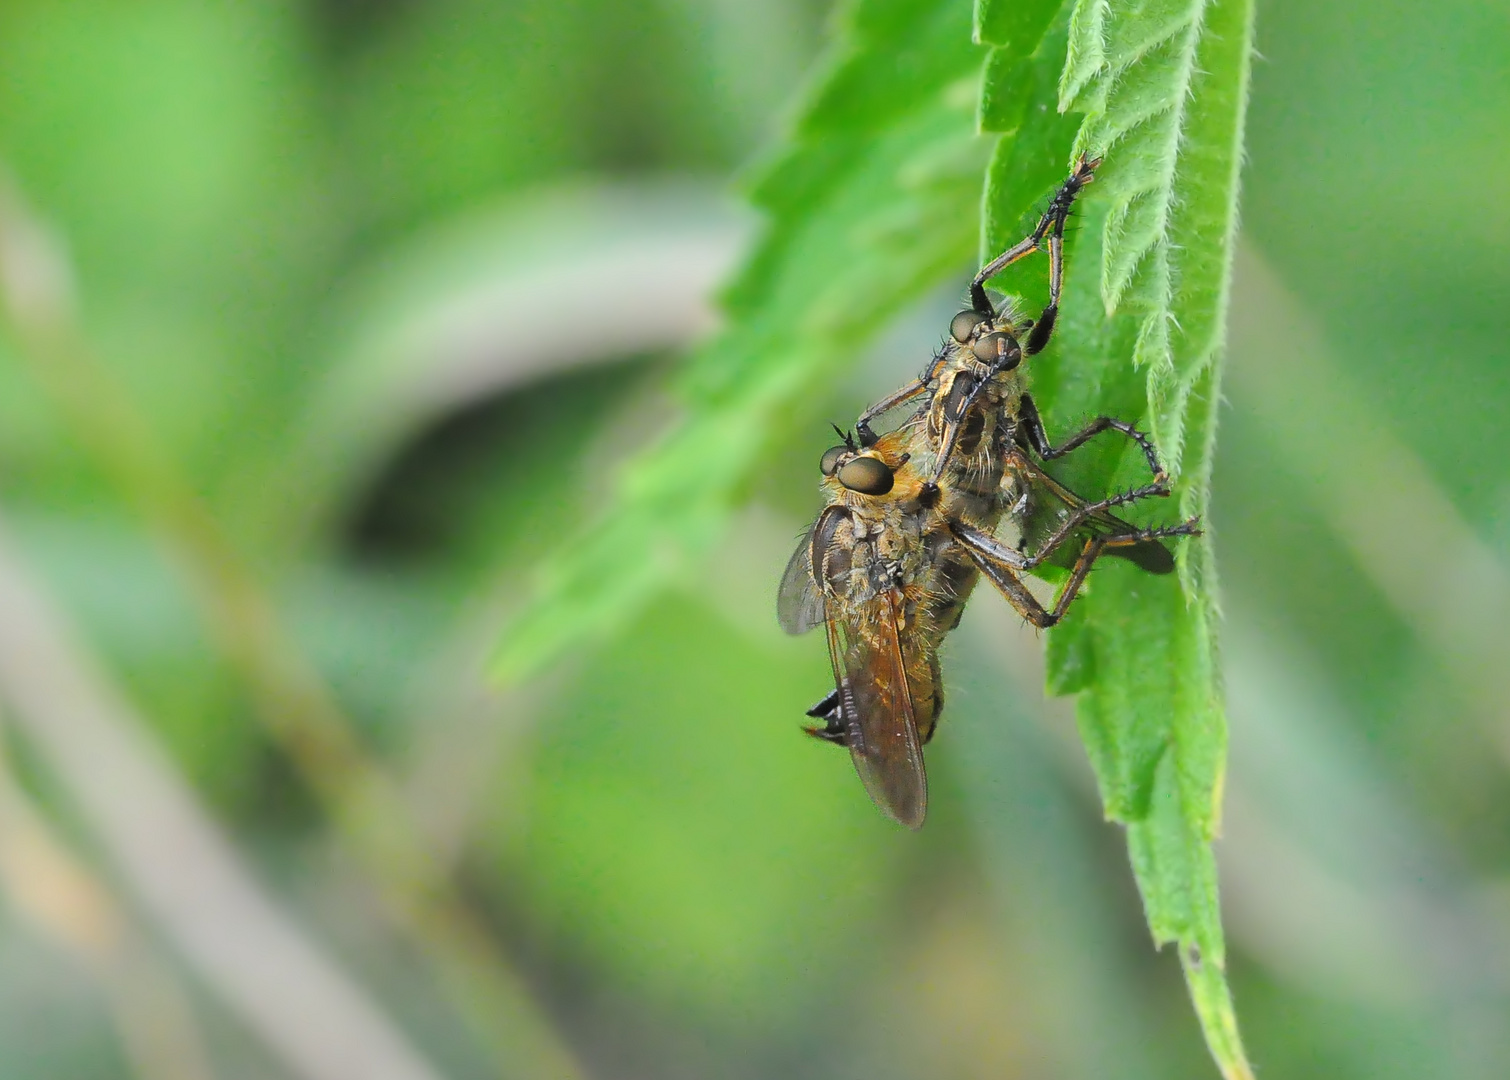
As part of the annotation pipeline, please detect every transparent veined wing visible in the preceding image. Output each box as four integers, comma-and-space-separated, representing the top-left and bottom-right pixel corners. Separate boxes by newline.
778, 506, 849, 634
777, 524, 824, 634
821, 590, 927, 829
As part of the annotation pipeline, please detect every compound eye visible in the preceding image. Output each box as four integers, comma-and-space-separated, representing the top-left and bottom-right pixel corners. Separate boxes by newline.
836, 455, 894, 495
972, 331, 1020, 368
819, 445, 848, 476
950, 309, 990, 343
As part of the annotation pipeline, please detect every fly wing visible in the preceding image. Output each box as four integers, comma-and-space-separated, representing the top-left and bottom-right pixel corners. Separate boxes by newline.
1013, 459, 1175, 575
777, 522, 826, 634
823, 592, 928, 829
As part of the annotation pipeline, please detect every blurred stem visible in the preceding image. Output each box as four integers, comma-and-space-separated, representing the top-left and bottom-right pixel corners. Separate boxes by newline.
0, 522, 449, 1080
0, 175, 587, 1080
0, 732, 217, 1080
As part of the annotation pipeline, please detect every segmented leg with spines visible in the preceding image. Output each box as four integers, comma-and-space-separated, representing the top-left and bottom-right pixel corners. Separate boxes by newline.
949, 517, 1201, 629
1014, 393, 1168, 487
1015, 476, 1191, 571
854, 345, 953, 447
968, 155, 1100, 360
855, 379, 930, 448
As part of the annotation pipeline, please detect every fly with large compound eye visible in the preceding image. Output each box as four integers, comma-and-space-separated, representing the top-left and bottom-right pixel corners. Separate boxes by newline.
853, 154, 1100, 456
848, 156, 1187, 533
899, 157, 1199, 609
778, 431, 960, 828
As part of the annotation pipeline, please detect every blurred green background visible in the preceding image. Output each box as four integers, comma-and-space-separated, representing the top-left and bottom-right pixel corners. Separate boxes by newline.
0, 1, 1507, 1078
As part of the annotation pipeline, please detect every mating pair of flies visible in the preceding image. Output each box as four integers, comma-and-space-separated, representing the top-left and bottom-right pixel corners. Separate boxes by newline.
777, 157, 1199, 828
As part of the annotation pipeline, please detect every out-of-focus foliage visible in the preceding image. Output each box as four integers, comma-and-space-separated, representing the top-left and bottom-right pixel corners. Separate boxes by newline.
0, 1, 1506, 1080
491, 0, 990, 681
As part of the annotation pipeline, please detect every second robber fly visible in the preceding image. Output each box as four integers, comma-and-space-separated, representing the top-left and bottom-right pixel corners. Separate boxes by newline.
857, 154, 1198, 631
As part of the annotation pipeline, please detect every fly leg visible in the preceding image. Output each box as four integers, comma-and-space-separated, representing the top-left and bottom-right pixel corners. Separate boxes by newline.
1015, 477, 1197, 570
855, 378, 931, 447
1015, 393, 1169, 490
1040, 521, 1204, 621
943, 520, 1061, 628
1003, 449, 1191, 575
803, 689, 847, 745
855, 342, 953, 446
950, 518, 1201, 628
968, 155, 1100, 355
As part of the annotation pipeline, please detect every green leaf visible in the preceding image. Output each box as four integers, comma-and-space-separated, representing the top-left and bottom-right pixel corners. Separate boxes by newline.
979, 0, 1256, 1076
1064, 0, 1256, 478
492, 0, 990, 681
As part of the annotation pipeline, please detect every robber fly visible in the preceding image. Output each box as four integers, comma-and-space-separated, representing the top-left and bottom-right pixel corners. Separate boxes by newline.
780, 157, 1199, 827
778, 428, 977, 828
